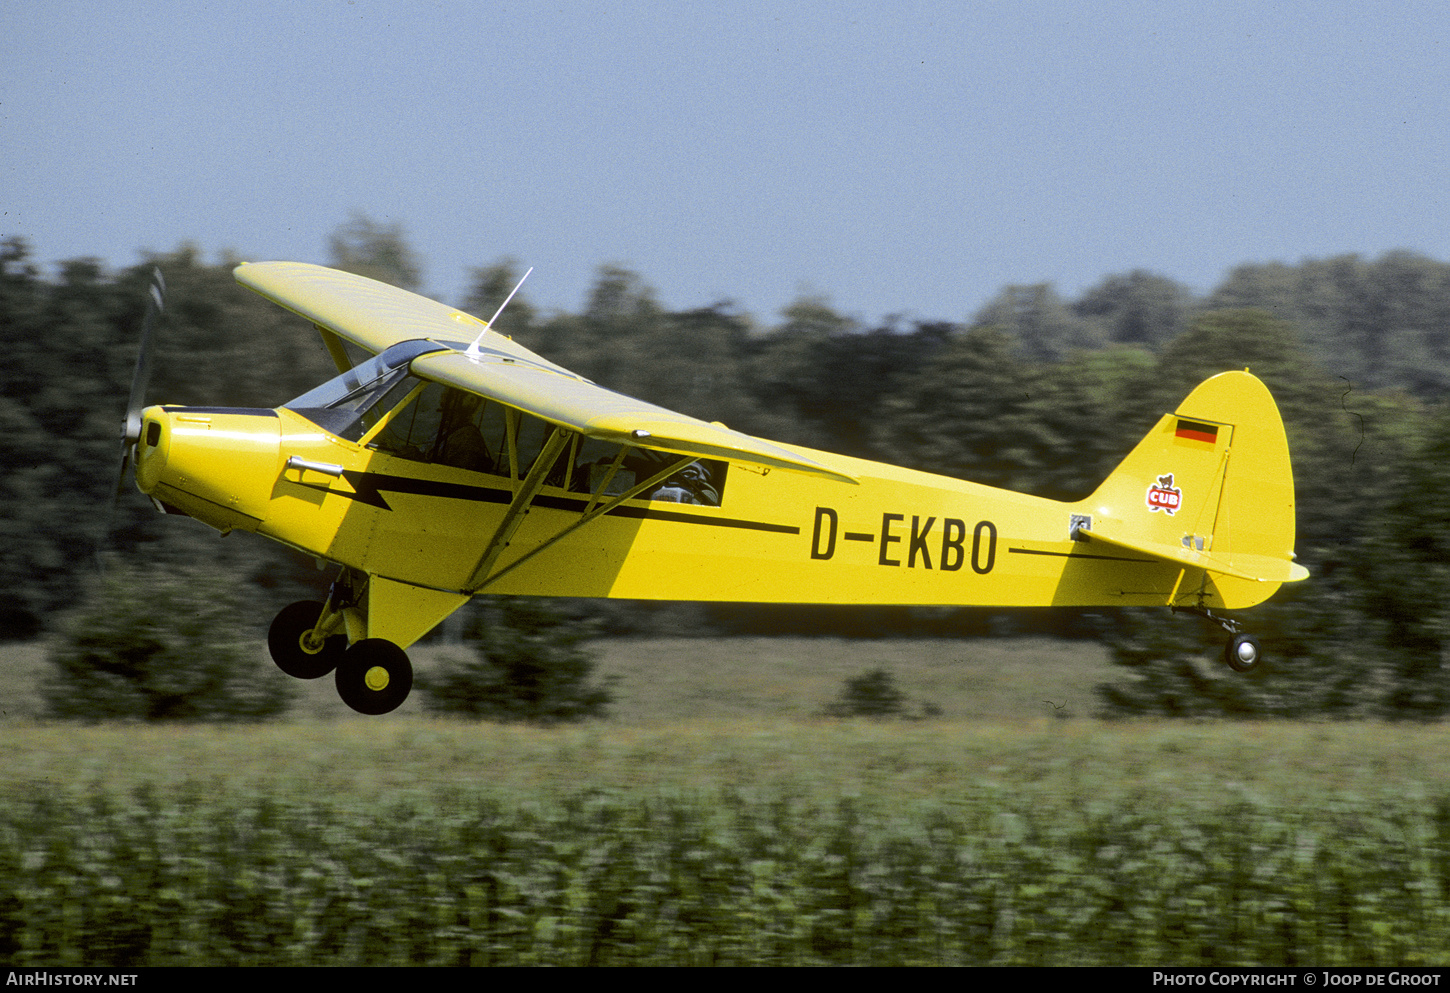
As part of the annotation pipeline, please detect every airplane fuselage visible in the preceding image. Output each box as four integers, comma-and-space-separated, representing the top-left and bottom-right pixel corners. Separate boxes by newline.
135, 399, 1268, 628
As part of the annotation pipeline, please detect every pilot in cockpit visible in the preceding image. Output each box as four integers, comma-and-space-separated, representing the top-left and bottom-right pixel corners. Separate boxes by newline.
650, 462, 719, 505
435, 391, 491, 473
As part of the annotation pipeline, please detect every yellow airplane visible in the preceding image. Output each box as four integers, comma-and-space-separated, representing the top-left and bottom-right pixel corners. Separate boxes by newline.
120, 262, 1308, 714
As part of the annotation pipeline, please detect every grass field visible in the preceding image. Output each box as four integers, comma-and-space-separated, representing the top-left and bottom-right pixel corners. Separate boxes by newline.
5, 632, 1449, 822
2, 635, 1099, 797
3, 633, 1113, 723
4, 636, 1450, 965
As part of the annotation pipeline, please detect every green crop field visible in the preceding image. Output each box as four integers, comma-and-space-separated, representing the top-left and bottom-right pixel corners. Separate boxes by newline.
3, 637, 1449, 966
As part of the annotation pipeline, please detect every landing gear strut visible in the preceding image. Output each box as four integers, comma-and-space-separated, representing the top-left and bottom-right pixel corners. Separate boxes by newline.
1173, 606, 1264, 674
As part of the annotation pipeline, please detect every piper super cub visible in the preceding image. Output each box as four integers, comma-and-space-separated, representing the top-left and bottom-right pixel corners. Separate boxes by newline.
115, 262, 1308, 714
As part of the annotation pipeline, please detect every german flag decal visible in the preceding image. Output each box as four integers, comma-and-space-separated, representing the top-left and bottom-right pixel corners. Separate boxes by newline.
1175, 419, 1219, 445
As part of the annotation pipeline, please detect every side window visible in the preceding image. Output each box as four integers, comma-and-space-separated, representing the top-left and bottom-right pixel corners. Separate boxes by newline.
354, 374, 423, 442
629, 452, 724, 506
512, 411, 557, 481
370, 383, 502, 476
569, 439, 725, 506
478, 402, 509, 472
296, 366, 413, 442
368, 379, 439, 460
572, 437, 635, 496
368, 386, 726, 504
282, 339, 449, 439
646, 459, 723, 506
434, 389, 497, 474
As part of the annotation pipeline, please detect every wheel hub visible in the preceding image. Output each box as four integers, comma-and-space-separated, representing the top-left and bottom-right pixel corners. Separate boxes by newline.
364, 665, 391, 692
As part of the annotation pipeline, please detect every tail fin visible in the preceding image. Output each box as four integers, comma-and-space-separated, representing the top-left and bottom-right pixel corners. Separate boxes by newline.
1078, 370, 1307, 608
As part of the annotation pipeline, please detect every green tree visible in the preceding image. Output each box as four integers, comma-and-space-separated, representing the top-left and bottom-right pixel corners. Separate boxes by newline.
460, 258, 537, 338
131, 247, 341, 410
0, 242, 341, 638
1354, 404, 1450, 718
972, 283, 1100, 362
804, 321, 956, 459
873, 326, 1030, 488
0, 241, 78, 634
0, 246, 136, 635
513, 265, 664, 393
740, 296, 862, 449
102, 250, 340, 616
1207, 252, 1450, 397
328, 212, 423, 291
43, 564, 290, 722
1072, 270, 1191, 350
515, 267, 784, 444
418, 598, 611, 722
872, 326, 1114, 499
823, 668, 907, 717
744, 299, 955, 457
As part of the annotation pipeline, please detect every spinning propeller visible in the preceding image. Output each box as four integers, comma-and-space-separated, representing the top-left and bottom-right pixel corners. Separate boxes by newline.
97, 267, 165, 571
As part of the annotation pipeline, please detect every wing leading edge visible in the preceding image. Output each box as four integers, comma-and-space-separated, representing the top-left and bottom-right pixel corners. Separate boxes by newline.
234, 261, 576, 374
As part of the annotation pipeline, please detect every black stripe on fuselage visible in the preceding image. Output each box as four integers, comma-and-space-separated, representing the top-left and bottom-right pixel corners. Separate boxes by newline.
300, 470, 800, 535
1008, 547, 1157, 564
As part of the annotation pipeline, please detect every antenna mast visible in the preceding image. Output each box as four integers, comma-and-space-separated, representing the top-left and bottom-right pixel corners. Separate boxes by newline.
466, 267, 532, 358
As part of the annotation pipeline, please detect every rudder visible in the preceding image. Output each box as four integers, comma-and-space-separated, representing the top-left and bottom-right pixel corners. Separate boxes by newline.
1080, 370, 1305, 607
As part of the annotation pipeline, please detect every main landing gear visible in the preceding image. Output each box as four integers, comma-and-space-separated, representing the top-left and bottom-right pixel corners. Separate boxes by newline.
267, 599, 414, 714
334, 639, 413, 715
268, 600, 346, 679
1173, 606, 1263, 674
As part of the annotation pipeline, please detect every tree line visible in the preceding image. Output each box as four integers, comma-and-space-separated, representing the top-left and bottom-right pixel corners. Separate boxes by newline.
4, 219, 1450, 718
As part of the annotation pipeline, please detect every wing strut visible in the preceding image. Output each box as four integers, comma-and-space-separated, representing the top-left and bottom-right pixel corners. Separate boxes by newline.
315, 324, 354, 375
464, 426, 572, 591
467, 451, 696, 594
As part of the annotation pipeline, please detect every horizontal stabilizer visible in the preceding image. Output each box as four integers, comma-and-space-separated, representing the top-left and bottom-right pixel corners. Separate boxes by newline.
1081, 527, 1309, 584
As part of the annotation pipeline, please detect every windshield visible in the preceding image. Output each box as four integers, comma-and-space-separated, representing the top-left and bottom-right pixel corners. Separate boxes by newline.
284, 339, 448, 440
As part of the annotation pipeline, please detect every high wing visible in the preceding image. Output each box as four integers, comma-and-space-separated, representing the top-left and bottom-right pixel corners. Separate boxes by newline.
235, 261, 574, 372
235, 261, 857, 484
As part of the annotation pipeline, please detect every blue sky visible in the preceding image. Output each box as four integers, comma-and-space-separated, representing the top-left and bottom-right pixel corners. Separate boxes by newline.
6, 1, 1449, 325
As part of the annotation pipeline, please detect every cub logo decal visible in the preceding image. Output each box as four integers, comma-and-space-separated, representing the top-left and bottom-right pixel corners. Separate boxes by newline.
1146, 473, 1182, 515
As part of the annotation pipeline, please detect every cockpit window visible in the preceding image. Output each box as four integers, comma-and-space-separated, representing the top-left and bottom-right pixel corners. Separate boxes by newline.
572, 438, 724, 505
288, 344, 729, 507
369, 380, 506, 475
284, 339, 447, 440
367, 381, 727, 505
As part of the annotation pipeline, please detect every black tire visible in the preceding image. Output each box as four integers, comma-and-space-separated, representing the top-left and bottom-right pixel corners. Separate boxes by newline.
1225, 632, 1262, 673
268, 600, 345, 679
335, 639, 413, 715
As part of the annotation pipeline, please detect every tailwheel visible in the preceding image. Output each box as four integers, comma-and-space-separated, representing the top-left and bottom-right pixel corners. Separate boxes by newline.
1225, 632, 1262, 674
1173, 606, 1266, 675
335, 639, 413, 715
268, 600, 345, 679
